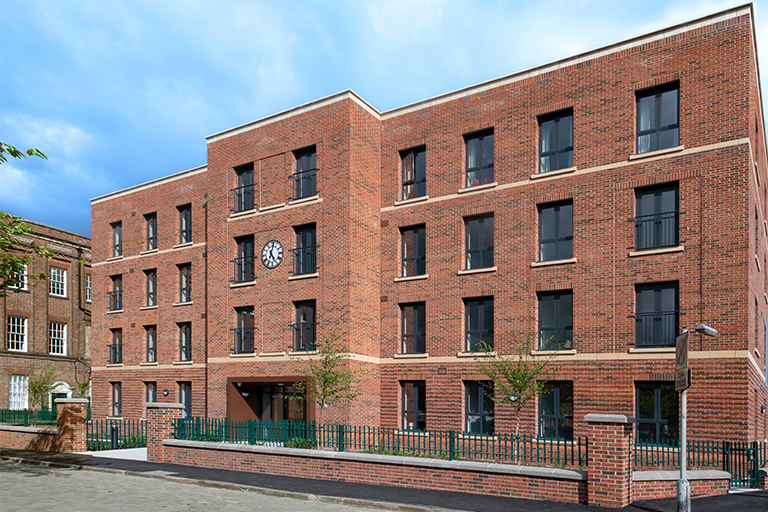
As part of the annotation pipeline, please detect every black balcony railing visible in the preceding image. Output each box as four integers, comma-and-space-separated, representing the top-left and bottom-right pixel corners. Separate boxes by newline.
108, 291, 123, 311
290, 168, 317, 200
292, 322, 317, 351
635, 311, 678, 348
233, 328, 255, 354
233, 256, 256, 283
109, 343, 123, 364
634, 211, 678, 251
232, 184, 256, 213
291, 246, 317, 275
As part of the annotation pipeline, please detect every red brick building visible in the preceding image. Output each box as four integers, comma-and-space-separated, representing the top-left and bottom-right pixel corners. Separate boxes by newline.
90, 5, 768, 442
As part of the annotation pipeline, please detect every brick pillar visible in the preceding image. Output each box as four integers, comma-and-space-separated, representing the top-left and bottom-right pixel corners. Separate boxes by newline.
146, 402, 184, 463
585, 413, 635, 508
55, 398, 89, 453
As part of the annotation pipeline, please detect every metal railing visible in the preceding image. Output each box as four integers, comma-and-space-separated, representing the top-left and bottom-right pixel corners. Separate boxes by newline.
291, 168, 317, 200
173, 418, 588, 468
291, 245, 317, 275
635, 311, 678, 348
634, 211, 678, 250
0, 408, 57, 426
232, 184, 256, 213
109, 343, 123, 364
107, 290, 122, 311
291, 322, 316, 351
87, 418, 146, 451
233, 327, 255, 354
233, 256, 256, 283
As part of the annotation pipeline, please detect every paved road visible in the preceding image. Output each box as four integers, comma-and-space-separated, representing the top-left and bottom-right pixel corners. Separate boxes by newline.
0, 459, 420, 512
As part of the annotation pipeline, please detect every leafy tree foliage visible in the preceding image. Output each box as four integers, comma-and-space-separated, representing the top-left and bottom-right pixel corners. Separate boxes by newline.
28, 367, 60, 409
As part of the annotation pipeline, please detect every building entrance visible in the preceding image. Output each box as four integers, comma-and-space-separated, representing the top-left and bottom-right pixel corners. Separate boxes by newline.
228, 381, 306, 422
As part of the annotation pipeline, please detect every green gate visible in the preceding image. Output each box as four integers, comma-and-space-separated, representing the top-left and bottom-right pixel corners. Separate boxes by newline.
725, 441, 759, 488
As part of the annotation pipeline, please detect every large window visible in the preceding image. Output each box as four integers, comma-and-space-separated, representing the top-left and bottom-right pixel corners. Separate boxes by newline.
7, 316, 27, 352
401, 147, 426, 200
49, 322, 67, 355
293, 301, 316, 351
111, 382, 122, 417
178, 263, 191, 303
234, 236, 255, 283
9, 375, 29, 410
635, 183, 678, 251
234, 307, 254, 354
401, 225, 425, 277
234, 163, 255, 213
465, 297, 494, 352
145, 212, 157, 250
465, 215, 494, 270
9, 263, 27, 291
85, 274, 91, 302
636, 83, 679, 154
293, 224, 317, 276
465, 131, 494, 187
145, 269, 157, 307
50, 267, 67, 297
179, 382, 192, 418
110, 329, 122, 364
293, 147, 317, 200
538, 291, 573, 350
539, 110, 573, 173
401, 381, 426, 431
539, 201, 573, 261
178, 204, 192, 244
401, 303, 426, 354
146, 325, 157, 363
111, 221, 122, 257
636, 382, 679, 443
539, 382, 573, 440
635, 282, 678, 348
109, 275, 122, 311
465, 381, 494, 435
179, 323, 192, 361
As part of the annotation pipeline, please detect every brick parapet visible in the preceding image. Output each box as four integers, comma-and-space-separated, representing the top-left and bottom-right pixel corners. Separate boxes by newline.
55, 398, 89, 453
585, 414, 635, 508
146, 402, 184, 463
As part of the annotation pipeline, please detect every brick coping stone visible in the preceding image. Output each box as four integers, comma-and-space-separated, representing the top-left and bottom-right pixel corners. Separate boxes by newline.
146, 402, 185, 409
163, 439, 587, 481
583, 413, 636, 424
633, 470, 730, 481
0, 425, 57, 434
53, 398, 90, 404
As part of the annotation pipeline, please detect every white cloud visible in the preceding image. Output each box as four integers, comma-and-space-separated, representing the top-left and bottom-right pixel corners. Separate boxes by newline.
3, 115, 92, 159
0, 165, 36, 205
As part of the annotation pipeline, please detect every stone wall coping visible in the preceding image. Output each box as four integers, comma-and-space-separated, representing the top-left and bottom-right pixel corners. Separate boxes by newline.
584, 413, 636, 424
163, 439, 587, 481
759, 467, 768, 476
145, 402, 185, 409
0, 424, 57, 435
634, 469, 730, 481
54, 398, 90, 404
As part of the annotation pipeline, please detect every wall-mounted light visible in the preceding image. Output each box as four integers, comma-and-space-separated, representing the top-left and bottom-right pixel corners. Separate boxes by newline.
163, 389, 169, 397
761, 405, 765, 415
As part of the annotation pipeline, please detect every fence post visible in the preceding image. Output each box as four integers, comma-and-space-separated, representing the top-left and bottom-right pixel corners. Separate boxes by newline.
338, 424, 345, 452
248, 419, 255, 445
584, 413, 635, 508
145, 402, 184, 463
449, 430, 456, 461
54, 398, 89, 453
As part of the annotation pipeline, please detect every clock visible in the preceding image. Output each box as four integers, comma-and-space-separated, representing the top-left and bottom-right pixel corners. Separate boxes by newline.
261, 240, 284, 269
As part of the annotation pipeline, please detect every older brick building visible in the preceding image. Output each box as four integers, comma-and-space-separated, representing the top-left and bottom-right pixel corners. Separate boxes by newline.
91, 5, 768, 442
1, 220, 92, 409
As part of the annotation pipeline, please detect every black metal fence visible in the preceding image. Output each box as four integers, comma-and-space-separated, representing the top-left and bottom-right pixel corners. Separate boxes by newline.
87, 418, 146, 451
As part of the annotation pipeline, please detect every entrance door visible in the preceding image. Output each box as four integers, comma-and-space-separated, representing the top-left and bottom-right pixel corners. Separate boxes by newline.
258, 385, 305, 422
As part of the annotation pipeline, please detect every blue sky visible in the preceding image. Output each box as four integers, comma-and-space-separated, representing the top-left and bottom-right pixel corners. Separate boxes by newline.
0, 0, 764, 237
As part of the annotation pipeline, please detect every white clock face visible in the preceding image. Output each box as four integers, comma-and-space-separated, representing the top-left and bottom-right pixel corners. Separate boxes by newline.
261, 240, 283, 269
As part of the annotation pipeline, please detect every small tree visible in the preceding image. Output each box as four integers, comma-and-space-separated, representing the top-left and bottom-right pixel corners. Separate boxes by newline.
28, 367, 59, 409
290, 330, 364, 425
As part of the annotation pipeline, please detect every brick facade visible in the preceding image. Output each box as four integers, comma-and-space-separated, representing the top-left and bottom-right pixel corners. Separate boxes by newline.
90, 6, 768, 445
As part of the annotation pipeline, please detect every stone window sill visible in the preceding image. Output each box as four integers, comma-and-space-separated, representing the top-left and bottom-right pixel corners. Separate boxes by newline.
288, 195, 321, 206
629, 246, 684, 257
259, 202, 286, 213
394, 195, 429, 207
230, 281, 257, 288
229, 209, 257, 220
457, 182, 498, 194
106, 255, 124, 262
288, 350, 317, 356
140, 249, 159, 255
288, 272, 319, 281
531, 349, 577, 356
531, 258, 577, 268
628, 347, 675, 354
628, 145, 684, 161
530, 166, 577, 180
457, 351, 496, 358
173, 242, 194, 249
173, 301, 193, 307
230, 352, 256, 358
393, 353, 429, 359
106, 363, 123, 368
139, 362, 159, 366
261, 351, 287, 357
394, 274, 428, 282
139, 305, 158, 311
49, 294, 68, 299
107, 309, 123, 314
172, 360, 194, 365
457, 267, 497, 276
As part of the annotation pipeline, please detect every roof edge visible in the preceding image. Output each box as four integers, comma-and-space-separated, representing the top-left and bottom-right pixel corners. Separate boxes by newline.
90, 165, 207, 204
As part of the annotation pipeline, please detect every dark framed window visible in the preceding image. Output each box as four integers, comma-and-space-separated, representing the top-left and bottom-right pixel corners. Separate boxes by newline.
234, 307, 254, 354
109, 275, 122, 311
178, 204, 192, 244
401, 381, 426, 431
178, 263, 191, 303
234, 163, 255, 213
465, 297, 494, 352
539, 110, 573, 173
635, 282, 678, 348
636, 83, 679, 154
634, 183, 678, 251
178, 322, 192, 361
401, 302, 426, 354
146, 382, 157, 403
539, 382, 573, 440
111, 382, 122, 417
636, 382, 679, 443
179, 382, 191, 418
293, 147, 317, 200
401, 225, 425, 277
465, 381, 494, 435
146, 325, 157, 363
465, 131, 494, 187
109, 329, 122, 364
145, 269, 157, 307
293, 300, 316, 351
539, 201, 573, 261
538, 291, 573, 350
145, 213, 157, 250
465, 215, 494, 270
293, 224, 317, 275
234, 235, 255, 283
401, 147, 426, 200
111, 222, 122, 257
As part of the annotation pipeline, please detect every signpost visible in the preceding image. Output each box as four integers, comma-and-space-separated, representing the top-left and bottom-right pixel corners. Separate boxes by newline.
675, 331, 690, 392
676, 330, 690, 512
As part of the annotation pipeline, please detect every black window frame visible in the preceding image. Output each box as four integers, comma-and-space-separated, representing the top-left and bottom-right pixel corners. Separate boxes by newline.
538, 290, 573, 350
539, 381, 574, 440
234, 162, 256, 213
634, 183, 679, 251
109, 329, 122, 364
145, 269, 157, 307
178, 263, 191, 303
401, 381, 426, 431
146, 382, 157, 403
234, 307, 254, 354
400, 224, 426, 277
178, 322, 192, 362
179, 381, 191, 418
178, 204, 192, 244
400, 302, 426, 354
465, 297, 494, 352
111, 382, 122, 417
292, 147, 317, 200
636, 382, 679, 443
538, 110, 573, 173
636, 82, 679, 154
234, 235, 255, 283
111, 221, 122, 257
465, 215, 494, 270
465, 130, 494, 188
293, 224, 317, 276
538, 201, 573, 262
292, 300, 316, 351
145, 325, 157, 363
145, 212, 157, 251
109, 275, 122, 311
465, 381, 494, 436
401, 146, 426, 200
635, 282, 679, 348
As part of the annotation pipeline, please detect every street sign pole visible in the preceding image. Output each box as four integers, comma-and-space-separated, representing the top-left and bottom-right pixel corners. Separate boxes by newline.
676, 331, 690, 512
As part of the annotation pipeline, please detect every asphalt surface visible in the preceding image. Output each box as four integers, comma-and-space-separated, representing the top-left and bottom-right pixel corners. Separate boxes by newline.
2, 448, 768, 511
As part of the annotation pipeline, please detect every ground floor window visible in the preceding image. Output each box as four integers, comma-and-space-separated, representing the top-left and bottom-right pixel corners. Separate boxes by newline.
539, 381, 573, 440
9, 375, 29, 410
146, 382, 157, 403
179, 382, 191, 418
465, 381, 494, 435
111, 382, 122, 417
636, 382, 678, 443
401, 381, 426, 431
